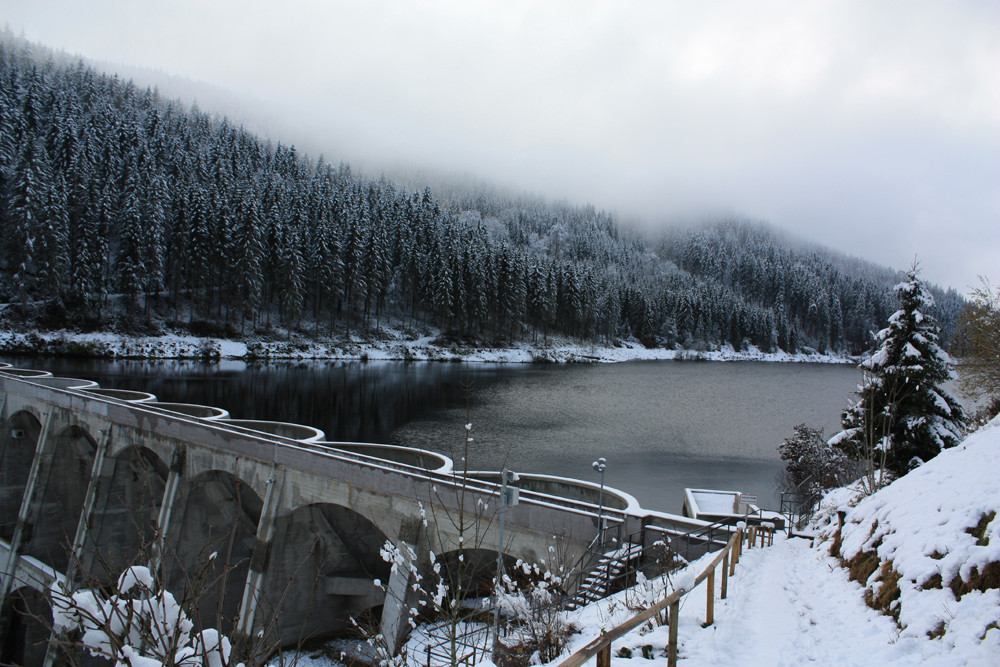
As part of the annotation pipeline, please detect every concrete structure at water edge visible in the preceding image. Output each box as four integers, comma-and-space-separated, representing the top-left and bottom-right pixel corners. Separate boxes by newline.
0, 363, 711, 664
683, 488, 786, 530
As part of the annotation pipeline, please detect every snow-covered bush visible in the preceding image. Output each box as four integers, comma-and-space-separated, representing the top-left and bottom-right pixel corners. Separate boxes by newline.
50, 565, 243, 666
495, 556, 572, 665
953, 276, 1000, 403
777, 423, 851, 493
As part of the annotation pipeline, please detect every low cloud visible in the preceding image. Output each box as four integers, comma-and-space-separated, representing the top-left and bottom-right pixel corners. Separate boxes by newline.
2, 0, 997, 291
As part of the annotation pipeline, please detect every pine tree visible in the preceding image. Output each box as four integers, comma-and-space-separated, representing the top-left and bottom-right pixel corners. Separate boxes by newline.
142, 172, 167, 307
830, 268, 965, 480
277, 223, 305, 328
36, 169, 70, 302
114, 168, 145, 306
4, 139, 50, 307
230, 184, 264, 332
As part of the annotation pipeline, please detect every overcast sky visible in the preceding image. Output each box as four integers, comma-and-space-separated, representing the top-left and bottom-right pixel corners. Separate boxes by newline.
3, 0, 998, 294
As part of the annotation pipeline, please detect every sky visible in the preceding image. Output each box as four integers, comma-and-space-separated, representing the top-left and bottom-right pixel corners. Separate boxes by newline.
2, 0, 998, 294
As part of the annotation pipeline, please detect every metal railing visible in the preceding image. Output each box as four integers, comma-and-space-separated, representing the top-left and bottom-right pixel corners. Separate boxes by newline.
422, 619, 494, 667
779, 475, 822, 532
561, 520, 635, 605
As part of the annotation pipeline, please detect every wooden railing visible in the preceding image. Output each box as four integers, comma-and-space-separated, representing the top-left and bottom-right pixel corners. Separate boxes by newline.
556, 524, 773, 667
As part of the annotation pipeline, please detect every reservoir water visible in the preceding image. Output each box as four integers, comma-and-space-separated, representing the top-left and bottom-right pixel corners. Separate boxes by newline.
1, 357, 862, 514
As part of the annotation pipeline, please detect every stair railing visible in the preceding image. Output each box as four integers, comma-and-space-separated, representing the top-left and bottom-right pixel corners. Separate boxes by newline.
561, 521, 644, 610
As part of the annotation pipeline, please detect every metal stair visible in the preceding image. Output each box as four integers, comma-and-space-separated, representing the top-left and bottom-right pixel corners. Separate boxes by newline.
565, 541, 644, 610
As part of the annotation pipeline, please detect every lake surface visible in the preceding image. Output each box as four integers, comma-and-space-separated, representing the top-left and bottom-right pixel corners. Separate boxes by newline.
1, 357, 863, 513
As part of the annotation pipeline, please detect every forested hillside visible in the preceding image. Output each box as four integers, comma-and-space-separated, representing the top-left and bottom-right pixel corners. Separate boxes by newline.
0, 33, 962, 355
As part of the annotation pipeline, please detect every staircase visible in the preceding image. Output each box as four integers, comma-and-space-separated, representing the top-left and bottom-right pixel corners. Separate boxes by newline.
565, 541, 644, 610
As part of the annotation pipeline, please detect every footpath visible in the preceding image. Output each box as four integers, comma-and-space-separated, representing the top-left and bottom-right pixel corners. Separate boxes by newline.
674, 537, 989, 667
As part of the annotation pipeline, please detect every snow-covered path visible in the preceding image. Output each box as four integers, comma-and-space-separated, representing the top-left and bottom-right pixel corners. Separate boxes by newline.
674, 537, 991, 666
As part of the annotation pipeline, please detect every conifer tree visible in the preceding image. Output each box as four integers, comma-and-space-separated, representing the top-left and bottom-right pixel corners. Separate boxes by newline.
114, 169, 145, 305
830, 268, 965, 479
230, 184, 264, 332
4, 139, 49, 307
36, 169, 70, 303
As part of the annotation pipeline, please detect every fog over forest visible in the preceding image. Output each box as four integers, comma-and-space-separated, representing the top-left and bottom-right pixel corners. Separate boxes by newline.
0, 31, 966, 358
1, 0, 997, 295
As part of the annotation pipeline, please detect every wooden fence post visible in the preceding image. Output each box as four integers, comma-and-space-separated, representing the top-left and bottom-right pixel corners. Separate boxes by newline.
721, 550, 729, 599
704, 566, 715, 626
668, 599, 680, 667
596, 644, 611, 667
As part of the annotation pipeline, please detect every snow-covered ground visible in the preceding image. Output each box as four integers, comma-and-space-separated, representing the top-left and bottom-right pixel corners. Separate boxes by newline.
558, 416, 1000, 667
0, 328, 854, 365
280, 417, 999, 667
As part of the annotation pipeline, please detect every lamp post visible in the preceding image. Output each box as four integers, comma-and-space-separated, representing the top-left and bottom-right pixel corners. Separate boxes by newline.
494, 468, 518, 635
592, 457, 606, 544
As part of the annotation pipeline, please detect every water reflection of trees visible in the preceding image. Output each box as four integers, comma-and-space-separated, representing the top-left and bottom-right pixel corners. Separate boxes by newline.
7, 359, 508, 444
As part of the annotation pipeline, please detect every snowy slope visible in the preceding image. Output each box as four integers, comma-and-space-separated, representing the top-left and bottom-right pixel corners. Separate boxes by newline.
552, 419, 1000, 667
830, 415, 1000, 656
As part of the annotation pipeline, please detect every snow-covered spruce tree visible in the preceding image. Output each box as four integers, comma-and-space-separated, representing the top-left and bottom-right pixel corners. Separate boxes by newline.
830, 268, 965, 481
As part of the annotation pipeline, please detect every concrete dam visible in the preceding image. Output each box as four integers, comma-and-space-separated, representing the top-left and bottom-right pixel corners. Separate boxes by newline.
0, 362, 708, 663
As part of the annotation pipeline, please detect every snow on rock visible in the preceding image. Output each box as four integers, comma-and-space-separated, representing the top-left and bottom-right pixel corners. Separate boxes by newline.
830, 415, 1000, 652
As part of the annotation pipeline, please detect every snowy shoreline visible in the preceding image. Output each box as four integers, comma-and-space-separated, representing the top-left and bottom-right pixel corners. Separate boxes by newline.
0, 328, 857, 365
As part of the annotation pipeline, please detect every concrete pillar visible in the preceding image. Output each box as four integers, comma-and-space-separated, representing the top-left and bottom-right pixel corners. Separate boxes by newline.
65, 427, 113, 588
151, 446, 186, 576
233, 467, 285, 655
0, 411, 53, 603
380, 516, 429, 656
40, 427, 114, 667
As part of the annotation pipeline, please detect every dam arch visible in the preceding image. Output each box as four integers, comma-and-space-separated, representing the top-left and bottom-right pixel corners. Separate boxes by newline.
0, 411, 43, 540
23, 424, 97, 571
168, 469, 263, 636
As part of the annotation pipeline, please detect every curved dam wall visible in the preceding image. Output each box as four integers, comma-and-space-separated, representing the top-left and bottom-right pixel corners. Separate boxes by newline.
0, 364, 706, 660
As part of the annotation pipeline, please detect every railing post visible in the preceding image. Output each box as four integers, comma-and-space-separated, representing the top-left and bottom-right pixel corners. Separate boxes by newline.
596, 643, 611, 667
704, 566, 715, 626
721, 549, 729, 599
668, 599, 680, 667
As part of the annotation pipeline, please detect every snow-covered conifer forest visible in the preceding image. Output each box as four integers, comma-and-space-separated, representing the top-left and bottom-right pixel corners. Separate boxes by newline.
0, 32, 964, 355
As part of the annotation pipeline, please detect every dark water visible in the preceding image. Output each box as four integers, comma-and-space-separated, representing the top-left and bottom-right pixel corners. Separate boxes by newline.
1, 356, 862, 513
